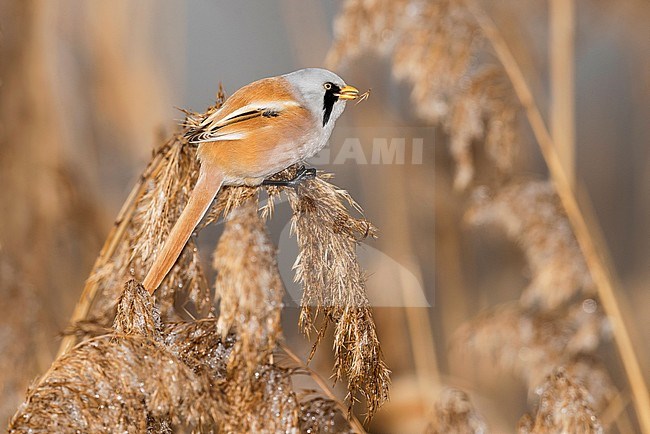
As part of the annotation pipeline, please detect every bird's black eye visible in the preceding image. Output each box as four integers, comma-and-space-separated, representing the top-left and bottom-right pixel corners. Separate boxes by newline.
324, 82, 332, 90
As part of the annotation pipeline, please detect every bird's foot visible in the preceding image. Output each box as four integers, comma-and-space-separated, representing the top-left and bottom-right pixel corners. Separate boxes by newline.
262, 166, 317, 187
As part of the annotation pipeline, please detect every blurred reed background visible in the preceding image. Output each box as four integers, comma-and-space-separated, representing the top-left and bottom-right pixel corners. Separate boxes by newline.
1, 0, 649, 432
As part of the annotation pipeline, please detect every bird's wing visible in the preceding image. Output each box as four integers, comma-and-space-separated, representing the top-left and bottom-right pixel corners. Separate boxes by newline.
185, 76, 306, 144
187, 100, 300, 144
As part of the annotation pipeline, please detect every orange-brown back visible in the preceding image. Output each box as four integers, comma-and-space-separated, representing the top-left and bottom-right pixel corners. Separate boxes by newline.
195, 77, 315, 181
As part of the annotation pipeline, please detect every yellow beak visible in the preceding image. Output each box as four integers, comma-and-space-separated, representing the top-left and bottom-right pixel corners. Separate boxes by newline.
336, 85, 360, 100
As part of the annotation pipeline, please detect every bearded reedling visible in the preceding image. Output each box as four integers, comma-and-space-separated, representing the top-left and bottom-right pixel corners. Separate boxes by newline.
143, 68, 368, 294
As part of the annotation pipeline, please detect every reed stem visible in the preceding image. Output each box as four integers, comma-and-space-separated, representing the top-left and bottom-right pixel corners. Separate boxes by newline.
550, 0, 576, 189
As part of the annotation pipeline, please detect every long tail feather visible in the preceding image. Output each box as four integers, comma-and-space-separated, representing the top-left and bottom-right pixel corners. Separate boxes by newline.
143, 167, 223, 294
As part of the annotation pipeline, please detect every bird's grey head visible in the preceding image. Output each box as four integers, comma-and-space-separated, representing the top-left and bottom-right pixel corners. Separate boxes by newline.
283, 68, 357, 128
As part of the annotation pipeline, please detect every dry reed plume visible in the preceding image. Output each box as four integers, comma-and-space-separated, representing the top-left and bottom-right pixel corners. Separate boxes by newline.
328, 0, 516, 191
518, 369, 603, 434
11, 278, 361, 432
59, 94, 229, 355
212, 196, 283, 372
329, 0, 647, 431
423, 388, 488, 434
465, 181, 595, 309
12, 84, 388, 429
9, 281, 221, 432
454, 302, 613, 408
287, 177, 390, 419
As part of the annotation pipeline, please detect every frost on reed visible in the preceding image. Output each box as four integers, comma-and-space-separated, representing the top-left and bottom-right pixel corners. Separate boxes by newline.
328, 0, 517, 190
10, 280, 358, 433
518, 369, 603, 434
9, 281, 221, 433
163, 318, 304, 433
423, 388, 488, 434
286, 176, 391, 419
298, 396, 356, 434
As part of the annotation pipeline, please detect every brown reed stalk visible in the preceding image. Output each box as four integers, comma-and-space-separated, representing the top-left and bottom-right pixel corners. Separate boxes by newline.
465, 4, 650, 430
550, 0, 576, 189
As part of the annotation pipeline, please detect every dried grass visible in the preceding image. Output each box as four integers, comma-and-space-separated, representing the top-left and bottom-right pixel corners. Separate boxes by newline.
457, 179, 617, 419
58, 101, 228, 355
162, 318, 298, 433
164, 318, 357, 433
127, 139, 209, 315
453, 302, 613, 408
465, 5, 650, 427
457, 181, 615, 418
59, 134, 210, 342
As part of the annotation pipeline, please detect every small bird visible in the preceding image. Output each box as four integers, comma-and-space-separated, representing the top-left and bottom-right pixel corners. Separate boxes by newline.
142, 68, 363, 294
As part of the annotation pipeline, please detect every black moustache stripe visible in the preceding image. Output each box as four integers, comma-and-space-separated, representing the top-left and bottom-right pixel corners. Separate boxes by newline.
323, 83, 340, 126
